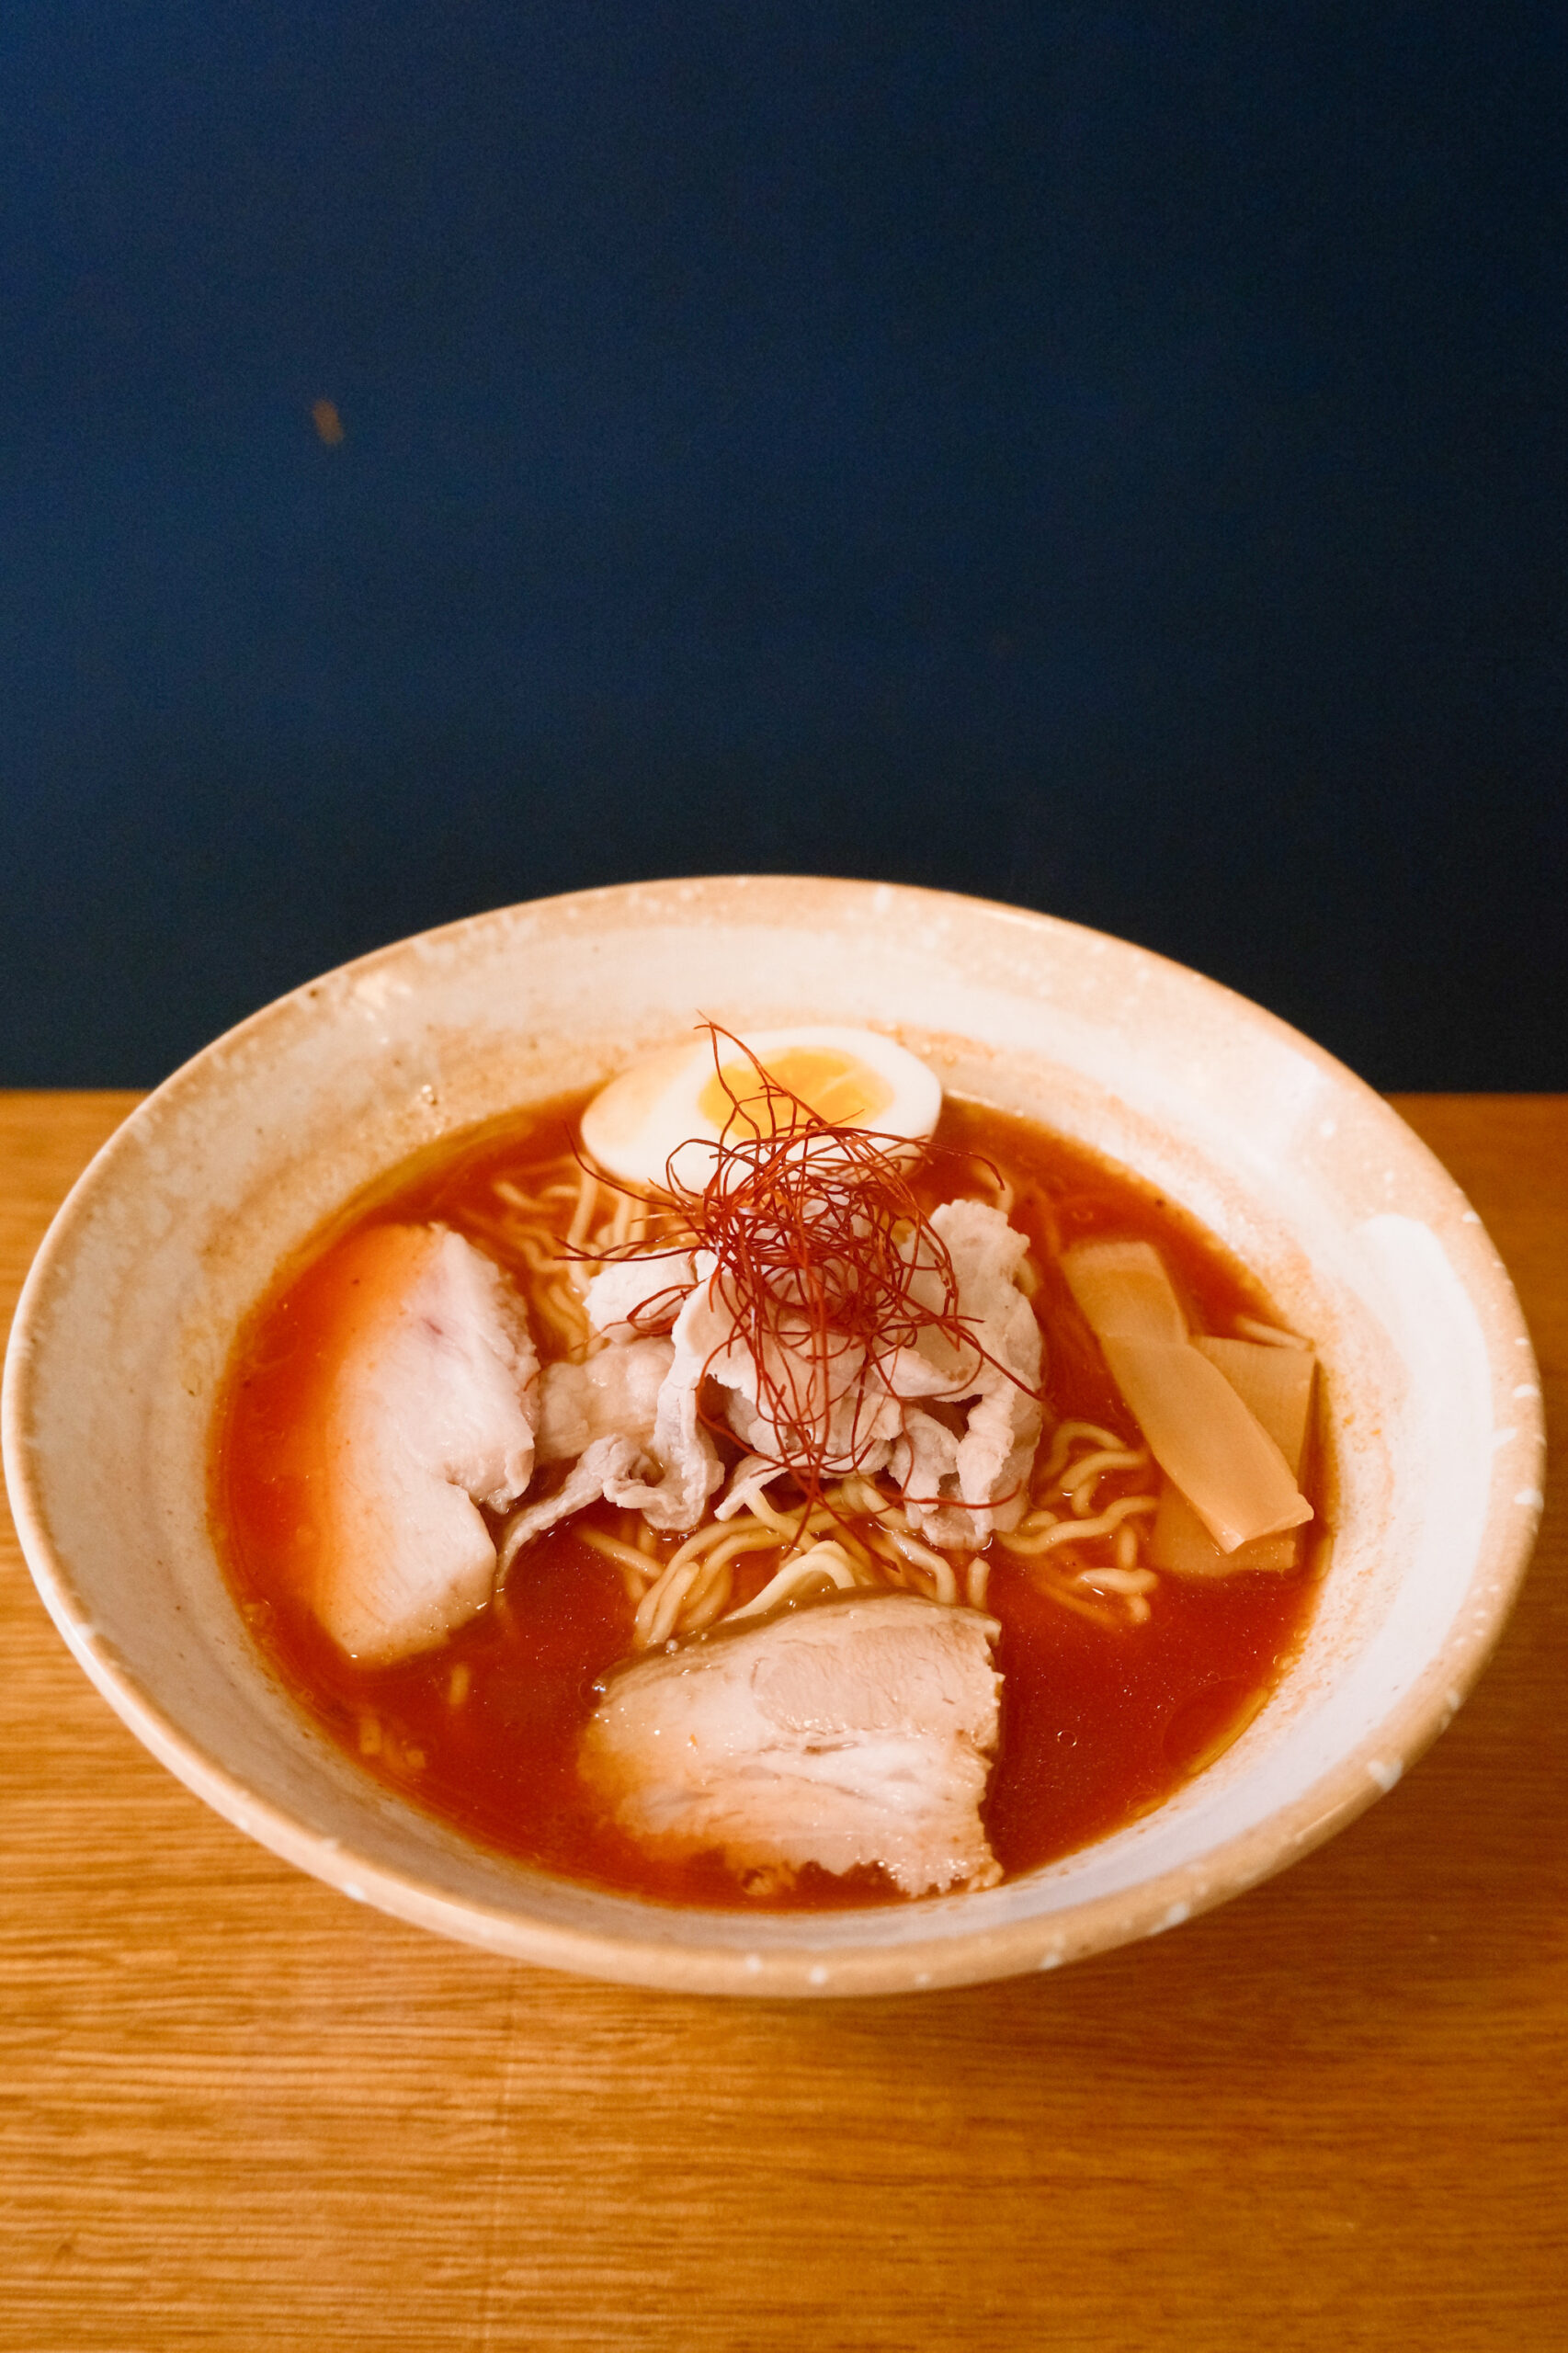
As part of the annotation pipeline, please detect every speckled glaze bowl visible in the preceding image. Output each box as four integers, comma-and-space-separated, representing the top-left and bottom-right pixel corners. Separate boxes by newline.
2, 879, 1544, 1995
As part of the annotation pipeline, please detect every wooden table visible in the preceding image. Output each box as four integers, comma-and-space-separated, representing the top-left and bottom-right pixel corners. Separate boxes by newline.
2, 1094, 1563, 2351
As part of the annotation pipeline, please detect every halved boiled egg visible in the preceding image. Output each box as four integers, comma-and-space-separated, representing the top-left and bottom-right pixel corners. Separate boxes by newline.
580, 1025, 943, 1191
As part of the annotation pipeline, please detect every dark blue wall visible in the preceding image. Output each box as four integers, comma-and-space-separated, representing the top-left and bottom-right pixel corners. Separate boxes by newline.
4, 3, 1564, 1086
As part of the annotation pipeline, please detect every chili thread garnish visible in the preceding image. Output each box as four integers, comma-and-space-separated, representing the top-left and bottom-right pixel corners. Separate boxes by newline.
567, 1024, 1042, 1518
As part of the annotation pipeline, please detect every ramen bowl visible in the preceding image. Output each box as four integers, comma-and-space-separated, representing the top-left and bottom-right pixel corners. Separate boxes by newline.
1, 878, 1544, 1995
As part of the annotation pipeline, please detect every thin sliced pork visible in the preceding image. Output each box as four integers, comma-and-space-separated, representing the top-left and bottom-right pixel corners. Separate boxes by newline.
585, 1251, 696, 1339
678, 1251, 905, 1474
579, 1593, 1004, 1896
498, 1327, 720, 1565
888, 1199, 1043, 1547
536, 1336, 675, 1464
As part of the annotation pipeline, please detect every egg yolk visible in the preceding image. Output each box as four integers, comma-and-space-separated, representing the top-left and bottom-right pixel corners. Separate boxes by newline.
698, 1048, 895, 1139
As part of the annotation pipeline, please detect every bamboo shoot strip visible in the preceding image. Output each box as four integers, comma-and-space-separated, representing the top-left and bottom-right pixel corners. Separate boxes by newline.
1149, 1340, 1317, 1577
1062, 1242, 1312, 1552
1194, 1338, 1315, 1474
1059, 1239, 1187, 1345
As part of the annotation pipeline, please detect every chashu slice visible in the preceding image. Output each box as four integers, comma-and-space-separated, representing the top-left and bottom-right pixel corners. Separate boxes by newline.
579, 1594, 1004, 1897
309, 1223, 538, 1663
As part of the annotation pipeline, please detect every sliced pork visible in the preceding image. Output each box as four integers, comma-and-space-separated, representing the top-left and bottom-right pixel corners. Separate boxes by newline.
888, 1198, 1044, 1547
579, 1593, 1004, 1896
585, 1251, 696, 1340
497, 1326, 720, 1568
535, 1336, 675, 1464
309, 1223, 538, 1663
498, 1434, 644, 1562
676, 1251, 905, 1475
597, 1323, 723, 1531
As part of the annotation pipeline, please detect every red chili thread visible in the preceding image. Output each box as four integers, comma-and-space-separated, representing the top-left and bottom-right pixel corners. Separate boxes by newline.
568, 1024, 1042, 1518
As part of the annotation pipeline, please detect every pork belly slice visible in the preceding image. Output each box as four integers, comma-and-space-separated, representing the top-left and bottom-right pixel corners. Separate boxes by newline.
312, 1223, 539, 1663
579, 1594, 1004, 1897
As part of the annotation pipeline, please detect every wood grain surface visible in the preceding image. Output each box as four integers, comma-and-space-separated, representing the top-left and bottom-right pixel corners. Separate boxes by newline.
2, 1092, 1563, 2352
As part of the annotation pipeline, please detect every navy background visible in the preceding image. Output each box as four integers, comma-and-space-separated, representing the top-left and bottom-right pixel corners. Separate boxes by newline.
3, 2, 1564, 1087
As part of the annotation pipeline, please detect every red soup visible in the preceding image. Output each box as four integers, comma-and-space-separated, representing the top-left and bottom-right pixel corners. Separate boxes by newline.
210, 1091, 1326, 1910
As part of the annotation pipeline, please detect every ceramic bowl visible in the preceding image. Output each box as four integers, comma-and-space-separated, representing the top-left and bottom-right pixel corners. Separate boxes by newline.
2, 878, 1544, 1995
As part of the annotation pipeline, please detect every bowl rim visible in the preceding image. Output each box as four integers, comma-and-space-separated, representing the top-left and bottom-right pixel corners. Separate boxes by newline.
2, 874, 1546, 1995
